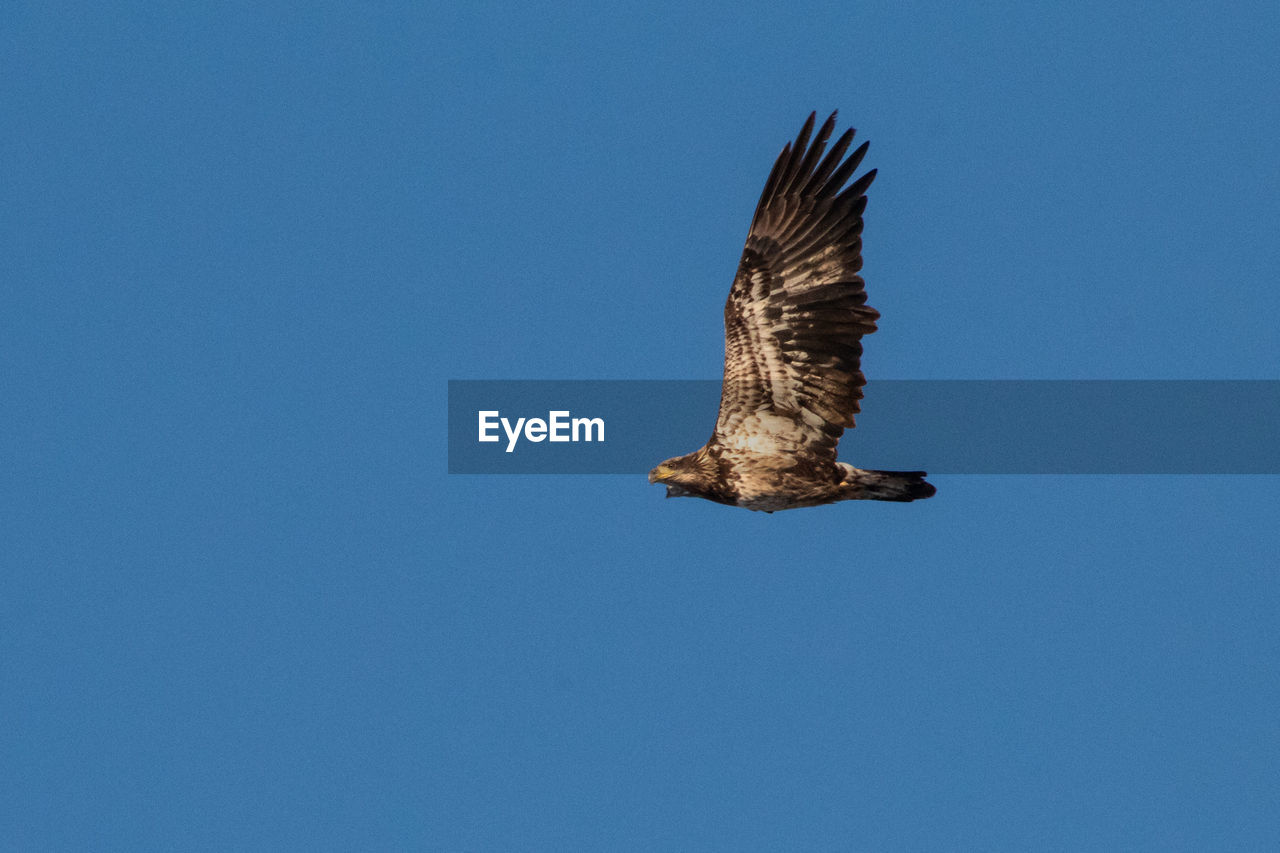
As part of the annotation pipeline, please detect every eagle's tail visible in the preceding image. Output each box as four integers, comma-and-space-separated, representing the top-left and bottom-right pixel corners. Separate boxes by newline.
839, 466, 937, 502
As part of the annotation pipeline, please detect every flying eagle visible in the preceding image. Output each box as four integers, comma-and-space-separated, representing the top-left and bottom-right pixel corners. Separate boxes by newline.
649, 112, 935, 512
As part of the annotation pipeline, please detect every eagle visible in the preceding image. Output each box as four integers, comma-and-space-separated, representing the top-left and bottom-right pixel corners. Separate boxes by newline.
649, 111, 935, 512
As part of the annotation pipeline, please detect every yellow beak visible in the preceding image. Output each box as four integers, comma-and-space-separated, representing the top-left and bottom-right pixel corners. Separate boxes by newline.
649, 465, 674, 483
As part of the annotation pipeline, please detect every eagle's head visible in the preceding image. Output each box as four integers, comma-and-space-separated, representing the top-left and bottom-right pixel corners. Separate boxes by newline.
648, 450, 717, 499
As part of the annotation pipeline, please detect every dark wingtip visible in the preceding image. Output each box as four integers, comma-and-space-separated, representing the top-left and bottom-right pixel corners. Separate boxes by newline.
908, 472, 937, 500
793, 112, 817, 154
838, 167, 877, 202
818, 111, 837, 139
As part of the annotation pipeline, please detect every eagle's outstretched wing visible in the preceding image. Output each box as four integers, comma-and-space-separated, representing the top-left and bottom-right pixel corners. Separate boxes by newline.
714, 111, 879, 460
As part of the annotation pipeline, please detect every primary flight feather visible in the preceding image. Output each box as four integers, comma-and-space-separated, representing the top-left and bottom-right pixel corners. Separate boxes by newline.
649, 111, 935, 512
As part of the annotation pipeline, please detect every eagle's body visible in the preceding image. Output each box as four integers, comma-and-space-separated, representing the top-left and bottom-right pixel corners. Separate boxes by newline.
649, 112, 935, 512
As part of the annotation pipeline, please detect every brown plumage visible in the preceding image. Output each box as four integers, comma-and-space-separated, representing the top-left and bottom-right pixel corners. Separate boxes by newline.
649, 112, 935, 512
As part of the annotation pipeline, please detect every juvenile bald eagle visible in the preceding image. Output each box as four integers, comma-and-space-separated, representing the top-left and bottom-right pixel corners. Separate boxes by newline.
649, 112, 935, 512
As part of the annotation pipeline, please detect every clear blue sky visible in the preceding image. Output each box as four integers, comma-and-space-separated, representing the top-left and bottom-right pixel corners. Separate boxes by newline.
4, 1, 1279, 849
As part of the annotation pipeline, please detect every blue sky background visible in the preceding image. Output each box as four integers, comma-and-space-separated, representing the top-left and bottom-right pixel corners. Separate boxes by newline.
4, 1, 1279, 849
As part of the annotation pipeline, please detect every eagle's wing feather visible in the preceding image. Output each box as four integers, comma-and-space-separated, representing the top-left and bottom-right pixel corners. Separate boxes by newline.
714, 112, 879, 460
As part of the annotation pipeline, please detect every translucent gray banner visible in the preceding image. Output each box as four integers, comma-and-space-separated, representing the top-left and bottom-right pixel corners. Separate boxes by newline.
447, 380, 1280, 474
